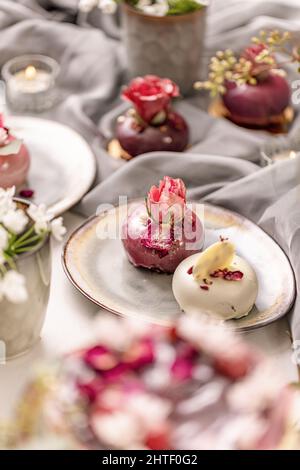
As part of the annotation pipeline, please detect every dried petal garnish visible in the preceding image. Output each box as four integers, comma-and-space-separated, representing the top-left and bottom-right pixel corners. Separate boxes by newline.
83, 345, 118, 372
123, 338, 155, 370
171, 356, 194, 381
200, 285, 209, 291
214, 350, 255, 380
187, 266, 193, 275
77, 377, 104, 403
19, 189, 34, 199
210, 268, 244, 281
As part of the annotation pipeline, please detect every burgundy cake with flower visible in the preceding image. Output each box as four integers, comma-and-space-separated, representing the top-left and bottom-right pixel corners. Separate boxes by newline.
122, 176, 204, 274
196, 30, 300, 131
0, 114, 30, 189
108, 75, 189, 159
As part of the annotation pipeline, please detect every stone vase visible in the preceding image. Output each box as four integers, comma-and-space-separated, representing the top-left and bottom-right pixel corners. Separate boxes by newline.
122, 4, 207, 95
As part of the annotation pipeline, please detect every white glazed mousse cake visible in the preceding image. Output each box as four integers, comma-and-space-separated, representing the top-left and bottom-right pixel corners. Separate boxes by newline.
172, 239, 258, 320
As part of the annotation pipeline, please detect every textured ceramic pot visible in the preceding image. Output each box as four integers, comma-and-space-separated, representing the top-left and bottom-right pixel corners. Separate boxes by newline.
0, 202, 51, 360
122, 4, 207, 95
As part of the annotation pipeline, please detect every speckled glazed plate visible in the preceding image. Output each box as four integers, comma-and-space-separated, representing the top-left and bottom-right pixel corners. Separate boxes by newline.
62, 201, 295, 332
6, 116, 96, 216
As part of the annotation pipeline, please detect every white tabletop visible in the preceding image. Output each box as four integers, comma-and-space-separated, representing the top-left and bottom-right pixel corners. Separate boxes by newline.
0, 211, 298, 421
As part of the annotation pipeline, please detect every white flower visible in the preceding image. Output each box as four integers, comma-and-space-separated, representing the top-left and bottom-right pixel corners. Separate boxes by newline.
0, 186, 16, 220
178, 315, 238, 356
98, 0, 117, 14
27, 204, 52, 234
91, 411, 143, 449
136, 0, 152, 9
2, 209, 28, 234
0, 225, 8, 250
0, 225, 8, 267
1, 270, 28, 303
227, 361, 284, 413
0, 128, 8, 146
50, 217, 67, 242
139, 0, 169, 16
78, 0, 98, 12
127, 393, 171, 432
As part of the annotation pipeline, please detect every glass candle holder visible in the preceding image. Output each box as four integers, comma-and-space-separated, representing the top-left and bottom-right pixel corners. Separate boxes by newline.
2, 54, 60, 112
260, 133, 300, 166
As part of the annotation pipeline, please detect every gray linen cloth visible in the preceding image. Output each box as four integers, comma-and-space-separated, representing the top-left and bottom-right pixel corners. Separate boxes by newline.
1, 0, 300, 339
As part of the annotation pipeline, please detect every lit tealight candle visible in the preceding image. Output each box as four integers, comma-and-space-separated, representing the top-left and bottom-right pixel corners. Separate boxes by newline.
260, 137, 300, 166
11, 64, 52, 94
272, 149, 297, 162
2, 55, 60, 112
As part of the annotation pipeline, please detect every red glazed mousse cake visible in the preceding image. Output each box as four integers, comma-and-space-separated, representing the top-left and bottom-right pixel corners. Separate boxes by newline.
0, 114, 30, 189
122, 176, 204, 274
222, 44, 291, 128
197, 31, 296, 131
109, 75, 189, 159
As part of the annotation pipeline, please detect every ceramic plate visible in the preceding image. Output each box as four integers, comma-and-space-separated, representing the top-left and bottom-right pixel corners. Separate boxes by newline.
62, 201, 295, 332
6, 116, 96, 216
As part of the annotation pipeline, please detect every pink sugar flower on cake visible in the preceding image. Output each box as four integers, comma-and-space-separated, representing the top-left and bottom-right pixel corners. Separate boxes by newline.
109, 75, 189, 159
122, 176, 204, 274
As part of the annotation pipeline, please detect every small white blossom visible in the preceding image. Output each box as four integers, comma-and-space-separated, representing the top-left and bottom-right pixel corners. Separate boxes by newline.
127, 393, 171, 431
136, 0, 152, 9
0, 187, 16, 220
27, 204, 52, 234
140, 0, 169, 16
78, 0, 98, 12
98, 0, 117, 14
0, 225, 8, 250
91, 411, 143, 449
1, 270, 28, 303
2, 208, 29, 234
227, 361, 284, 413
50, 217, 67, 242
0, 128, 8, 146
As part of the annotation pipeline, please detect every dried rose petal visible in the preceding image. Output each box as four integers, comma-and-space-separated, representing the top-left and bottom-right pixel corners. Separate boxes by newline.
83, 345, 118, 372
141, 236, 171, 258
123, 338, 155, 370
102, 363, 128, 383
171, 356, 194, 381
224, 271, 244, 281
177, 342, 198, 360
146, 427, 171, 450
76, 377, 103, 403
19, 188, 34, 199
210, 269, 243, 281
200, 285, 209, 291
214, 350, 255, 380
187, 266, 193, 275
140, 218, 174, 258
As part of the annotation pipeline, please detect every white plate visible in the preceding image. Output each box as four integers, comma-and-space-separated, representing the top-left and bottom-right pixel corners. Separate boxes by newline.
7, 116, 96, 216
62, 201, 296, 332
